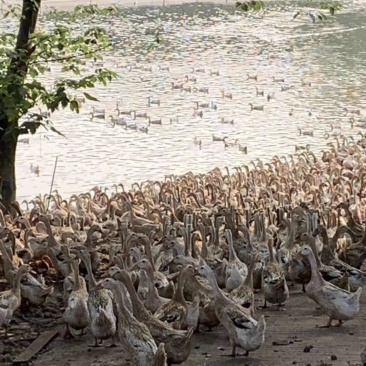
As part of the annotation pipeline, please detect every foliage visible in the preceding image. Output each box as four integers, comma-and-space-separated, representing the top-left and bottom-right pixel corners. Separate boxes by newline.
235, 1, 265, 12
293, 2, 343, 22
319, 1, 343, 16
0, 3, 118, 142
236, 0, 343, 22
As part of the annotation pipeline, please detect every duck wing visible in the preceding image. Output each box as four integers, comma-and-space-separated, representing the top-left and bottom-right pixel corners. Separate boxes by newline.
224, 306, 253, 329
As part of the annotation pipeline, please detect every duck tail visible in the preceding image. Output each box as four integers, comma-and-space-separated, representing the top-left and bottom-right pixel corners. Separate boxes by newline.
256, 315, 266, 333
353, 286, 362, 300
186, 326, 195, 338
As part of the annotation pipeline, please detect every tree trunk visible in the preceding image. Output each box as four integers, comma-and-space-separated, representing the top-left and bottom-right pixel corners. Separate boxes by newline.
0, 120, 18, 210
0, 0, 40, 210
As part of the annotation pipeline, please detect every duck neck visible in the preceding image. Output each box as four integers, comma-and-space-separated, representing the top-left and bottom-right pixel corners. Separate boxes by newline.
142, 238, 156, 272
308, 237, 322, 267
22, 217, 32, 229
0, 240, 14, 271
82, 253, 97, 289
43, 218, 60, 249
144, 265, 158, 300
244, 257, 256, 287
228, 234, 237, 263
85, 225, 98, 249
109, 282, 133, 324
307, 251, 324, 286
71, 260, 82, 290
268, 238, 275, 263
118, 272, 148, 319
13, 267, 27, 292
206, 271, 226, 301
173, 268, 187, 304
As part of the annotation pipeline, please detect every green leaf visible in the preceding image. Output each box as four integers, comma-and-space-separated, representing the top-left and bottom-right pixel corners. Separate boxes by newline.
83, 92, 99, 101
50, 126, 67, 138
70, 100, 80, 113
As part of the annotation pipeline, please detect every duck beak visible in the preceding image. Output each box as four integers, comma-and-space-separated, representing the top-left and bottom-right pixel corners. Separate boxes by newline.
94, 282, 104, 291
129, 263, 139, 272
100, 271, 109, 278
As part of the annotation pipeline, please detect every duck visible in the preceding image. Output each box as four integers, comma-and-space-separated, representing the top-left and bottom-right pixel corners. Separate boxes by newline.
238, 144, 248, 154
223, 230, 248, 291
298, 129, 314, 137
154, 265, 196, 330
249, 103, 264, 111
228, 253, 259, 315
95, 278, 158, 366
192, 87, 209, 93
0, 264, 31, 337
60, 245, 87, 304
255, 87, 264, 96
148, 117, 162, 125
261, 237, 289, 308
193, 137, 202, 149
196, 258, 266, 357
343, 107, 361, 116
212, 135, 227, 142
131, 111, 148, 119
301, 233, 346, 289
76, 249, 117, 347
220, 117, 234, 124
301, 244, 362, 327
148, 97, 161, 106
63, 259, 90, 337
221, 90, 233, 99
247, 73, 258, 81
90, 109, 105, 121
130, 259, 169, 313
109, 115, 127, 127
108, 266, 194, 365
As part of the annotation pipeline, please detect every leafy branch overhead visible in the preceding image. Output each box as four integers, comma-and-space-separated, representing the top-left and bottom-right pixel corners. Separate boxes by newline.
235, 1, 265, 12
293, 2, 343, 22
236, 0, 343, 21
0, 3, 119, 140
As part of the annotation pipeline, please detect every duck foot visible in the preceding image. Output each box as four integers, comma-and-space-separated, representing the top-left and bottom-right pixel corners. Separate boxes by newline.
334, 320, 343, 327
302, 284, 306, 293
278, 303, 286, 311
106, 335, 118, 347
221, 346, 249, 357
89, 338, 101, 347
317, 318, 333, 328
63, 325, 74, 339
78, 328, 86, 336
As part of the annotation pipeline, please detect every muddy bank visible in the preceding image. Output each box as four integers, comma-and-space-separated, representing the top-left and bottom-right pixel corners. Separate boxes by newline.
2, 284, 363, 366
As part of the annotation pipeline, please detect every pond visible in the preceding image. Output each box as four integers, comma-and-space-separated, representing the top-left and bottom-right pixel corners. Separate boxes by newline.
3, 0, 366, 200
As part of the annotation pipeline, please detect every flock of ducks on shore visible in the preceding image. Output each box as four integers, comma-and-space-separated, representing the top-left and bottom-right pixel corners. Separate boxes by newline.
3, 134, 366, 364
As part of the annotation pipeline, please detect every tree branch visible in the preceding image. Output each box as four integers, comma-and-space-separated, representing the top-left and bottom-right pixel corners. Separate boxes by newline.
9, 0, 41, 77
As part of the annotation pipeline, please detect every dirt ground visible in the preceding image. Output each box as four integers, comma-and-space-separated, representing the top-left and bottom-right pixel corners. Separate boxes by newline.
1, 283, 365, 366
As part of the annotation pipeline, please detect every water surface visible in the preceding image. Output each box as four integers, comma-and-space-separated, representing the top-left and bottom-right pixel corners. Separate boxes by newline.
2, 1, 366, 200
